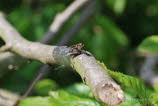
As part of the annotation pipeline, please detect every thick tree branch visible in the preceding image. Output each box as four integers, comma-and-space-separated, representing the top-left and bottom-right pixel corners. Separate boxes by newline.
22, 0, 96, 98
0, 14, 60, 64
0, 89, 19, 106
71, 54, 124, 105
40, 0, 89, 43
24, 0, 96, 98
0, 12, 124, 105
0, 0, 93, 98
0, 0, 89, 74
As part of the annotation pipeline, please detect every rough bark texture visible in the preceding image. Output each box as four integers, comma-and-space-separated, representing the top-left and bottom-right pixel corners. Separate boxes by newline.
71, 54, 125, 105
0, 13, 70, 65
0, 89, 19, 106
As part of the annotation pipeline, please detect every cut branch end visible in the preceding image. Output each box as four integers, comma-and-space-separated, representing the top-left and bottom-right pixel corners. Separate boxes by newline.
95, 81, 125, 105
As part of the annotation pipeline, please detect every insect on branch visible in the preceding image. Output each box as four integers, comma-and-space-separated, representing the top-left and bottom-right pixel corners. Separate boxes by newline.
68, 43, 92, 58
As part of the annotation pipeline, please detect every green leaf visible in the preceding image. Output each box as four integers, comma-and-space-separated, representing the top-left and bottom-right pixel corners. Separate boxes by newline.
49, 90, 103, 106
19, 86, 145, 106
64, 83, 91, 97
150, 92, 158, 104
153, 85, 158, 92
118, 93, 141, 106
34, 79, 59, 96
150, 85, 158, 104
98, 61, 150, 105
138, 35, 158, 54
108, 71, 150, 105
104, 0, 127, 15
19, 97, 51, 106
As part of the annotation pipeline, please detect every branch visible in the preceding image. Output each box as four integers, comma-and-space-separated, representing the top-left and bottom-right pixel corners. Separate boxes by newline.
71, 54, 124, 105
140, 55, 158, 85
59, 0, 95, 45
0, 0, 89, 74
21, 65, 51, 99
0, 12, 124, 105
23, 0, 96, 98
40, 0, 89, 43
0, 89, 19, 106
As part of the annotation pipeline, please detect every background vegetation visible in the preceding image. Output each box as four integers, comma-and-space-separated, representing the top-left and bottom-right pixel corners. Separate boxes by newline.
1, 0, 158, 105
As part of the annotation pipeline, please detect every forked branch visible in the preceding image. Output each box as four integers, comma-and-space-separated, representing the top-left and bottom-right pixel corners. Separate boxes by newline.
0, 13, 124, 105
40, 0, 89, 43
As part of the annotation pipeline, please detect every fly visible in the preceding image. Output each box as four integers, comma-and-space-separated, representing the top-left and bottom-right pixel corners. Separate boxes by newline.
68, 43, 92, 57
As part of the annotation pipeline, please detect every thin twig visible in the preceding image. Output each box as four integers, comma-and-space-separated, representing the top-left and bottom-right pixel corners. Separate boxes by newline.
140, 55, 158, 85
40, 0, 88, 44
59, 0, 96, 45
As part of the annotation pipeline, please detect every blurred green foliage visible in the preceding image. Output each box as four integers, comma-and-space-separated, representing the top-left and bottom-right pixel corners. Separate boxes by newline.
19, 97, 51, 106
1, 0, 158, 105
49, 90, 102, 106
34, 79, 59, 96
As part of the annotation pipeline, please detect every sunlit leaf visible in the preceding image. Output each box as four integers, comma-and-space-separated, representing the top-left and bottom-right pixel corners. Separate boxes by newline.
138, 35, 158, 54
150, 92, 158, 104
118, 93, 141, 106
64, 83, 91, 97
49, 90, 103, 106
19, 97, 51, 106
34, 79, 59, 96
104, 0, 127, 15
98, 61, 151, 105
